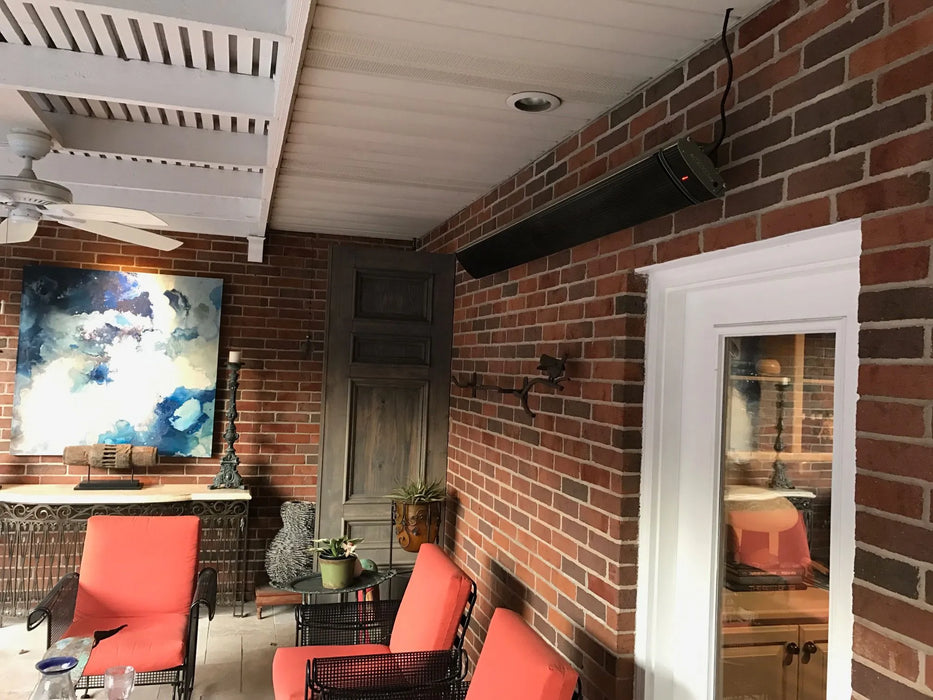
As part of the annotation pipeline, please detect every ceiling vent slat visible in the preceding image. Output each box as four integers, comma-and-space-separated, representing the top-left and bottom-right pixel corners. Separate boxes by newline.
66, 8, 97, 53
103, 100, 127, 120
258, 38, 274, 79
0, 2, 26, 43
161, 22, 186, 67
85, 98, 107, 119
190, 27, 208, 69
6, 1, 49, 46
136, 19, 164, 63
235, 33, 253, 75
112, 15, 143, 60
83, 10, 118, 56
31, 4, 73, 50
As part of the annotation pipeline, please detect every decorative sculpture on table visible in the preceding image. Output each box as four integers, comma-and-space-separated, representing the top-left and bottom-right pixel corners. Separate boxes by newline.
265, 501, 316, 586
63, 444, 157, 490
210, 351, 245, 489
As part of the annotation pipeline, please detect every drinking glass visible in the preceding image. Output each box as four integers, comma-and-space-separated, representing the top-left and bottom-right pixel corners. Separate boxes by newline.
104, 666, 135, 700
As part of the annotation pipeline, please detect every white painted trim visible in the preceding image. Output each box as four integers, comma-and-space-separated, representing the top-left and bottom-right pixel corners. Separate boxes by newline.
0, 43, 274, 119
258, 0, 316, 234
0, 150, 263, 200
635, 220, 861, 699
39, 112, 268, 168
153, 215, 256, 237
247, 235, 266, 263
54, 0, 290, 40
636, 219, 861, 287
66, 183, 261, 222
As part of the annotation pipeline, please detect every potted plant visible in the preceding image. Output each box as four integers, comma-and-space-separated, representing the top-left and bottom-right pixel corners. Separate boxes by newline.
386, 478, 446, 553
310, 535, 363, 589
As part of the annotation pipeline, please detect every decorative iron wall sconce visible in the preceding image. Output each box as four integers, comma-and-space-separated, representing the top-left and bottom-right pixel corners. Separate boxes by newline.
451, 354, 570, 418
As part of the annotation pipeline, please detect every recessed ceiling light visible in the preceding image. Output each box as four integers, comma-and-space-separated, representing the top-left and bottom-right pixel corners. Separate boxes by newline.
506, 91, 562, 113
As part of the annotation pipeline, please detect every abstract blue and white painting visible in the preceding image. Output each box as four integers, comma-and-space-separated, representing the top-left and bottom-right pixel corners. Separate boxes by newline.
11, 265, 223, 457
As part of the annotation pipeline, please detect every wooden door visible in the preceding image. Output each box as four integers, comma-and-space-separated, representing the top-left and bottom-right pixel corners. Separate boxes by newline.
797, 624, 828, 700
317, 245, 455, 577
721, 625, 799, 700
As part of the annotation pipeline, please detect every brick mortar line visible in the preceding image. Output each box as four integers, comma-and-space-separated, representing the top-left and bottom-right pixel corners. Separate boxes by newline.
854, 391, 932, 404
856, 431, 933, 447
854, 503, 933, 531
855, 465, 933, 488
851, 650, 931, 692
853, 608, 933, 656
854, 578, 933, 616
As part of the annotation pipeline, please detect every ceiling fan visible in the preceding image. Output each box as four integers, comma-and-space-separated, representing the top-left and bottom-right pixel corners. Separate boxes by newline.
0, 128, 181, 250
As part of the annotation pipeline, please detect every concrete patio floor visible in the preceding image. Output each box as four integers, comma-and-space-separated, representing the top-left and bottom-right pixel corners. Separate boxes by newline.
0, 604, 295, 699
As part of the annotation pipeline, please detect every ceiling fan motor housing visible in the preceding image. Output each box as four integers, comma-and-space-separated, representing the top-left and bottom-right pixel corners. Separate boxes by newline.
0, 175, 73, 207
7, 128, 54, 161
1, 130, 73, 208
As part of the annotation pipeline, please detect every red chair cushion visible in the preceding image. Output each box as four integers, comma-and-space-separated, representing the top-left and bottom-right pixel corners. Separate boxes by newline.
64, 613, 188, 675
75, 515, 200, 618
389, 543, 472, 653
272, 644, 391, 700
466, 609, 578, 700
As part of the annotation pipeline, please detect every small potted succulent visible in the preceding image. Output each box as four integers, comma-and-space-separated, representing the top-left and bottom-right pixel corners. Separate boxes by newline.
386, 478, 446, 553
310, 535, 363, 589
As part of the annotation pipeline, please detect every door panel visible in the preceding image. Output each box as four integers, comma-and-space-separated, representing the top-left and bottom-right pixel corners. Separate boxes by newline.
318, 245, 455, 578
348, 380, 426, 499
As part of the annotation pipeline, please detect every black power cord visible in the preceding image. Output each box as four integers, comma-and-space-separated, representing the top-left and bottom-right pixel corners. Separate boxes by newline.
708, 7, 734, 164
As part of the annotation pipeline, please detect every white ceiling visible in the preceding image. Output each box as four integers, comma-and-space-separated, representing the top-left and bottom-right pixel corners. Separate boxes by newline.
0, 0, 771, 261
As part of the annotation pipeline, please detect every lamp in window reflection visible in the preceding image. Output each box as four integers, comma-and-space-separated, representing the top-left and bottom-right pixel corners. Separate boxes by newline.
768, 375, 794, 490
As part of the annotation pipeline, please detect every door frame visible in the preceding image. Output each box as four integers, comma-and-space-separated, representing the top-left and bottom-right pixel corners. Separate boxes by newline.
634, 220, 861, 699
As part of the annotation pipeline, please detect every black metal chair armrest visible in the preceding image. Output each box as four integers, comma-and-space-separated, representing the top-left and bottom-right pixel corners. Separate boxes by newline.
295, 598, 402, 647
191, 567, 217, 620
309, 649, 462, 699
27, 572, 79, 648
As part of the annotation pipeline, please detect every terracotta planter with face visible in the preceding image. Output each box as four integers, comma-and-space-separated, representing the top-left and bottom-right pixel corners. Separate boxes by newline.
393, 501, 442, 552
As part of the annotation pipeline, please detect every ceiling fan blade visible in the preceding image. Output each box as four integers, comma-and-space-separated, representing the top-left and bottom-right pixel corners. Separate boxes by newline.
64, 220, 182, 251
0, 216, 39, 243
44, 204, 166, 227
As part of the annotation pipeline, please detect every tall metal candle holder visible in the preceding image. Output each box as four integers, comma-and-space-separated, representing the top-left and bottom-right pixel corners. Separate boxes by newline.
768, 378, 794, 490
211, 359, 245, 490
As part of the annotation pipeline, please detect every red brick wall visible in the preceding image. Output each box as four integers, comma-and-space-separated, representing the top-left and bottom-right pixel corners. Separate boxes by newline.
0, 224, 408, 588
421, 1, 932, 697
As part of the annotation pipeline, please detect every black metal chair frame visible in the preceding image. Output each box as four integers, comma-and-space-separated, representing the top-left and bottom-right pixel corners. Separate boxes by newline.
316, 676, 584, 700
28, 567, 217, 700
298, 581, 477, 700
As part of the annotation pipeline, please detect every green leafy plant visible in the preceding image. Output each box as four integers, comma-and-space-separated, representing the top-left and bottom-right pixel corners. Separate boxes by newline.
385, 478, 447, 504
310, 535, 363, 559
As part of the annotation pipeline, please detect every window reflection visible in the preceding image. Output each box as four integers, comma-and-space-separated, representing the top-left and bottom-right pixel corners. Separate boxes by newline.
719, 334, 833, 700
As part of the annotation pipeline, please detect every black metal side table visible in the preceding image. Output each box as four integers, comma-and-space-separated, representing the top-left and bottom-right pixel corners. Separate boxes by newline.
277, 569, 397, 605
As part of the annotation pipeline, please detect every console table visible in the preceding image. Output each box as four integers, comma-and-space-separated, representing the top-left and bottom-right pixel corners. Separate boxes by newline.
0, 484, 251, 619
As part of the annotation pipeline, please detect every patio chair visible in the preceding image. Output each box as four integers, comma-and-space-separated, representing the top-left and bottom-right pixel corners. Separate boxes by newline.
28, 515, 216, 700
272, 543, 476, 700
317, 607, 581, 700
